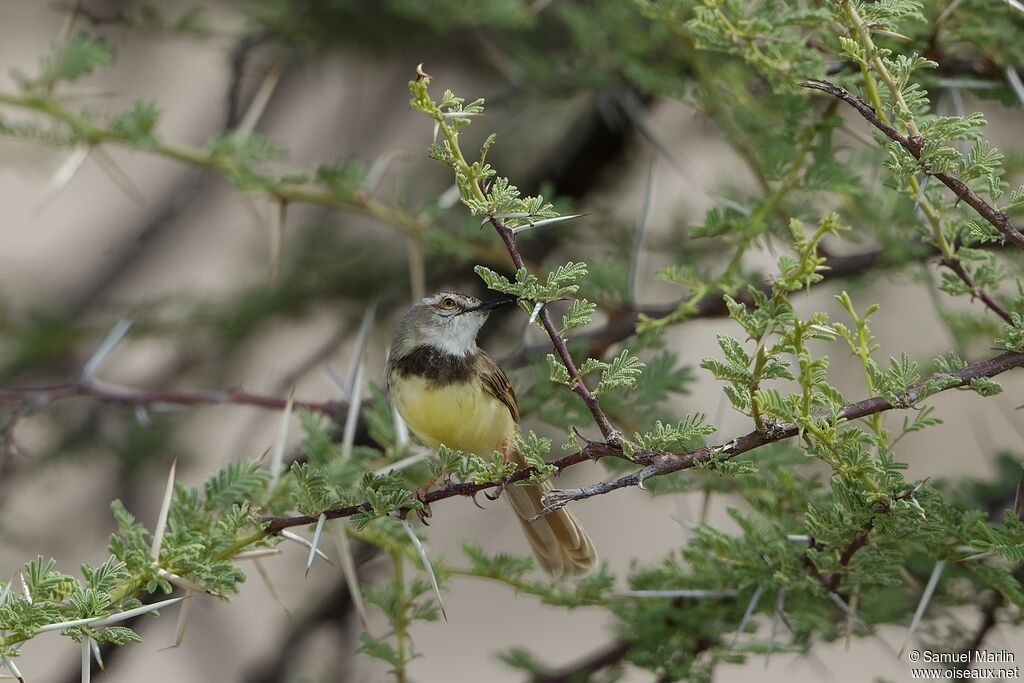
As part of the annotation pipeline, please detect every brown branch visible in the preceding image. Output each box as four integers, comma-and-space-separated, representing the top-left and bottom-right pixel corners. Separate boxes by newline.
534, 350, 1024, 508
489, 218, 620, 443
263, 350, 1024, 533
800, 79, 1024, 250
501, 246, 920, 369
939, 258, 1013, 323
531, 640, 632, 683
0, 381, 356, 422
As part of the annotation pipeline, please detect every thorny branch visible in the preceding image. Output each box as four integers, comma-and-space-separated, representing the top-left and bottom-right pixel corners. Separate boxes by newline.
489, 217, 620, 443
263, 350, 1024, 533
939, 257, 1013, 323
801, 79, 1024, 250
503, 246, 888, 368
0, 381, 358, 422
0, 91, 512, 271
532, 640, 632, 683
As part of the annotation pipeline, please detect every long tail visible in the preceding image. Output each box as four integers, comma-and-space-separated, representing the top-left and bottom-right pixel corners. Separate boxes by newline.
504, 449, 597, 579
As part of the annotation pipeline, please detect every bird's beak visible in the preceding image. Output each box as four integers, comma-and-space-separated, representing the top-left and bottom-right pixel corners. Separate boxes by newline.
467, 297, 517, 313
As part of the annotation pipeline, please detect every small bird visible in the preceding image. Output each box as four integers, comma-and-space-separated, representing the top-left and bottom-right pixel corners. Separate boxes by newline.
386, 291, 597, 579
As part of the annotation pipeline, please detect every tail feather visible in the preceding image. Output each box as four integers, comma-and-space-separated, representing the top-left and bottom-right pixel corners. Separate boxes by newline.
505, 450, 597, 579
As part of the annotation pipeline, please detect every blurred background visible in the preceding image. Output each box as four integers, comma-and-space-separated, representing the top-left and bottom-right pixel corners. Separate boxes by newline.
1, 1, 1023, 681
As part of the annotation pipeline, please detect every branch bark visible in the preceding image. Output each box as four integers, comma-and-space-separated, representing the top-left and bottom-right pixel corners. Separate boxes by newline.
0, 380, 357, 422
939, 257, 1013, 323
801, 79, 1024, 250
264, 350, 1024, 533
490, 218, 620, 443
531, 640, 632, 683
502, 246, 889, 368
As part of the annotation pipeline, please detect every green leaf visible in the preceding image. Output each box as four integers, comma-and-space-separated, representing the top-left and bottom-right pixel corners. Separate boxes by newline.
45, 33, 113, 85
203, 461, 269, 510
596, 349, 645, 395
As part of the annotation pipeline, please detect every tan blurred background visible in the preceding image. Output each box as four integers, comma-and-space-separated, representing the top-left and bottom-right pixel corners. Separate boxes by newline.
1, 1, 1022, 681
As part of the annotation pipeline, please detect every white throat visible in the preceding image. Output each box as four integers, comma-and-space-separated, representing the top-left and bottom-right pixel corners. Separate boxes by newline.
421, 312, 485, 356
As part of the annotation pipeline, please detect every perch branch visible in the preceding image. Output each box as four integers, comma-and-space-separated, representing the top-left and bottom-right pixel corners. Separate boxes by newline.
264, 350, 1024, 533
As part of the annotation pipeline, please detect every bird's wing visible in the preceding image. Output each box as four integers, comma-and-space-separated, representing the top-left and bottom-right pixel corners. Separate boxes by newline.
476, 351, 519, 423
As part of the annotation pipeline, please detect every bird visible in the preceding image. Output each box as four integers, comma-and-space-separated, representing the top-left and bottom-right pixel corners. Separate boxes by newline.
386, 291, 597, 579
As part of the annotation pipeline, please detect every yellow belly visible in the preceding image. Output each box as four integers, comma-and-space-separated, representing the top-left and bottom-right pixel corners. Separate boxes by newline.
391, 376, 515, 456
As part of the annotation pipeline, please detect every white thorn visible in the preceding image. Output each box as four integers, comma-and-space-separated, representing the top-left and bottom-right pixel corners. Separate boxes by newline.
766, 588, 786, 664
280, 530, 331, 563
150, 457, 177, 561
332, 522, 368, 630
731, 585, 765, 649
89, 633, 104, 671
156, 569, 218, 597
437, 184, 460, 209
827, 592, 870, 634
482, 212, 530, 225
81, 637, 90, 683
35, 146, 90, 215
81, 319, 133, 381
232, 548, 282, 560
305, 513, 327, 577
913, 174, 930, 215
0, 577, 11, 606
617, 588, 739, 598
1, 655, 24, 683
1005, 66, 1024, 107
374, 448, 432, 476
391, 402, 410, 449
96, 595, 188, 627
252, 558, 292, 621
934, 77, 999, 90
234, 61, 284, 141
342, 303, 378, 458
268, 389, 295, 490
400, 519, 447, 621
18, 573, 30, 604
170, 589, 194, 648
362, 150, 411, 196
630, 153, 657, 303
527, 301, 543, 326
91, 147, 145, 206
511, 213, 585, 235
341, 362, 365, 461
320, 364, 349, 399
898, 560, 946, 656
36, 596, 186, 633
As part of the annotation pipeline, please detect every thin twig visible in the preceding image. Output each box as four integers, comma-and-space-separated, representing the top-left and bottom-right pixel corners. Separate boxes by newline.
503, 246, 892, 368
939, 258, 1013, 323
0, 381, 359, 422
489, 217, 619, 442
801, 79, 1024, 250
532, 640, 632, 683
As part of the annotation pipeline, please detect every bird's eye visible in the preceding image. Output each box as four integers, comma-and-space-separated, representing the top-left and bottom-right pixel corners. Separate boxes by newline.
440, 297, 457, 309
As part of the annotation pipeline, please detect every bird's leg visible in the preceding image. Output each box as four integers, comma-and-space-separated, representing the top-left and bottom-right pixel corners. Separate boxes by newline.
484, 444, 514, 501
411, 469, 442, 522
416, 469, 441, 494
